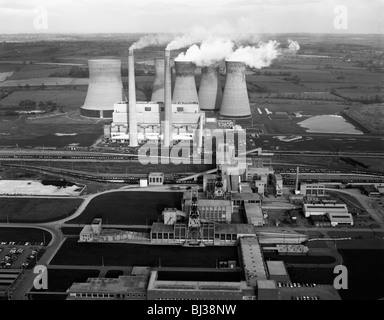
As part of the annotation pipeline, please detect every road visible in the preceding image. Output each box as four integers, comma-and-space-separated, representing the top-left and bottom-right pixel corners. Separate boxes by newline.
324, 188, 384, 225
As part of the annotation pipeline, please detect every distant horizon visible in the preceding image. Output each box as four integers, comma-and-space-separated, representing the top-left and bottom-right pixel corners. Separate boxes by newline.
0, 0, 382, 35
1, 32, 384, 36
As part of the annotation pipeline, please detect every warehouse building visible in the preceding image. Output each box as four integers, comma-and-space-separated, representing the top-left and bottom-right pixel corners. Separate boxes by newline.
67, 267, 150, 300
147, 270, 256, 300
303, 203, 353, 226
244, 203, 264, 226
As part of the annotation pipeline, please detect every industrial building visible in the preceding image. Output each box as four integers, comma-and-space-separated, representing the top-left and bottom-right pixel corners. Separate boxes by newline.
147, 270, 256, 300
81, 59, 124, 119
67, 267, 150, 300
303, 202, 354, 227
106, 50, 204, 146
103, 48, 254, 146
266, 261, 291, 283
300, 183, 326, 198
239, 237, 268, 287
79, 218, 149, 243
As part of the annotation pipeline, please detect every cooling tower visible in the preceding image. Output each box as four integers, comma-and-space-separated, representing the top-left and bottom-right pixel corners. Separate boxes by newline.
198, 66, 222, 111
81, 59, 124, 119
151, 58, 165, 102
163, 50, 172, 147
172, 61, 199, 103
219, 61, 251, 119
128, 49, 138, 147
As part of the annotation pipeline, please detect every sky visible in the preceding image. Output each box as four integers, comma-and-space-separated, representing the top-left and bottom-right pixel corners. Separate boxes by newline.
0, 0, 382, 34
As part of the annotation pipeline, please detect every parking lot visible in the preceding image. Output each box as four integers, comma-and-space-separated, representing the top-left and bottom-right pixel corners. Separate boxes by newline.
0, 242, 44, 270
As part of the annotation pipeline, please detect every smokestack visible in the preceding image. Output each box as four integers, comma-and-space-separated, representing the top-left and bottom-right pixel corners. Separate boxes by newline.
163, 50, 172, 147
198, 66, 222, 111
151, 58, 165, 102
81, 59, 124, 119
128, 49, 138, 147
172, 61, 198, 103
295, 167, 300, 193
219, 61, 251, 119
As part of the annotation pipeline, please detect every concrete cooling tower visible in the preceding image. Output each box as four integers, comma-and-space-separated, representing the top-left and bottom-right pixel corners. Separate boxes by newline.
81, 59, 124, 119
151, 58, 165, 103
219, 61, 251, 119
198, 66, 222, 111
172, 61, 199, 104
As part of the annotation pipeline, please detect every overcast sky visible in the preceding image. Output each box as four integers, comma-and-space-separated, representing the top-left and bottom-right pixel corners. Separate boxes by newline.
0, 0, 382, 34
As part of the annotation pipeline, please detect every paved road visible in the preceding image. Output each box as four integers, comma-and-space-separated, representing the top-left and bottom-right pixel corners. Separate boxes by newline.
0, 224, 61, 300
324, 188, 384, 226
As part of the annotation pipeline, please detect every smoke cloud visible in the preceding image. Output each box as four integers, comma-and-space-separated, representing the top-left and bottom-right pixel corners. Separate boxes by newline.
175, 38, 235, 67
130, 34, 174, 50
228, 40, 280, 69
175, 38, 300, 69
287, 39, 301, 53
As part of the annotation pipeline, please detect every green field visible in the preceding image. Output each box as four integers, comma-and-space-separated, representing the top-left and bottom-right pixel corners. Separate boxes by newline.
0, 227, 52, 243
0, 198, 83, 223
67, 191, 182, 225
51, 238, 239, 268
0, 89, 87, 110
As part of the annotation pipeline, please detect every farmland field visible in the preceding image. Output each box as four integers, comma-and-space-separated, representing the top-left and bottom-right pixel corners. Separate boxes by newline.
0, 227, 52, 243
0, 198, 83, 223
50, 238, 239, 268
67, 191, 183, 225
0, 89, 87, 110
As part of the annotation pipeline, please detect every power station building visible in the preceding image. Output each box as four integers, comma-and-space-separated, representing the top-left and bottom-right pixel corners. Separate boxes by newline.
103, 49, 253, 146
107, 51, 205, 145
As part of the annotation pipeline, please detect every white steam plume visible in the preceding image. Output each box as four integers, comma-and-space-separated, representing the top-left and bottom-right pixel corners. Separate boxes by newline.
287, 39, 300, 53
228, 40, 280, 69
130, 34, 174, 50
166, 20, 261, 51
175, 39, 235, 67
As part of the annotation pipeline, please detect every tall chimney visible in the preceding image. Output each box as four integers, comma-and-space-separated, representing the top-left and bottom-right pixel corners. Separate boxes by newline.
295, 166, 300, 193
128, 49, 138, 147
172, 61, 198, 103
198, 66, 222, 111
81, 59, 124, 119
151, 58, 165, 102
163, 50, 172, 147
220, 61, 251, 119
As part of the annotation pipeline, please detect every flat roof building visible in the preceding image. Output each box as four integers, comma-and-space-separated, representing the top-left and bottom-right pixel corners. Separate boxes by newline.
266, 261, 291, 283
244, 203, 264, 226
239, 237, 268, 287
147, 270, 256, 300
67, 267, 150, 300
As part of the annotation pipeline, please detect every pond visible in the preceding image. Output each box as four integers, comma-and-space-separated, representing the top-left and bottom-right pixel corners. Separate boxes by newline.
298, 115, 363, 135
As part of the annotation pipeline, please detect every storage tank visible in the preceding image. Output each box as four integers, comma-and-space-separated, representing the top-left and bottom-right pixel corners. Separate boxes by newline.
80, 59, 124, 119
198, 66, 222, 111
219, 61, 251, 119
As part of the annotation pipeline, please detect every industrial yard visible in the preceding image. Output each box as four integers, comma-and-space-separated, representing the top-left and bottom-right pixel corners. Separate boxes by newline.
0, 0, 383, 305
